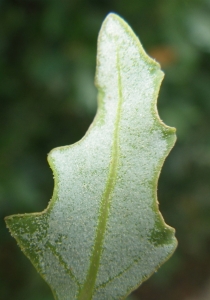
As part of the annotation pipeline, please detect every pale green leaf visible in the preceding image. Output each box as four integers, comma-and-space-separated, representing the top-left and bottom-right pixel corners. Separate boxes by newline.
5, 13, 177, 300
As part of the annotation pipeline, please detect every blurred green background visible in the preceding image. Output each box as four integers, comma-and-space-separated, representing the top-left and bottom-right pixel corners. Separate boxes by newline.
1, 0, 210, 299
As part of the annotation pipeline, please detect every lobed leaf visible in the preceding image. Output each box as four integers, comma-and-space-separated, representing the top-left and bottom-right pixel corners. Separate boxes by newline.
5, 13, 177, 300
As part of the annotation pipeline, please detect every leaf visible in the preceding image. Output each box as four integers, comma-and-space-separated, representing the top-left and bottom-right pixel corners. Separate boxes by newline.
5, 13, 177, 300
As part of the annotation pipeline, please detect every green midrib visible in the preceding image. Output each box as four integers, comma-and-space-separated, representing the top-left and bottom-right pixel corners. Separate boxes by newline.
77, 51, 123, 300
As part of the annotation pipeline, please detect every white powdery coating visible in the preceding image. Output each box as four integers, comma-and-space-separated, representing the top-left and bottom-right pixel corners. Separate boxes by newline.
46, 13, 175, 296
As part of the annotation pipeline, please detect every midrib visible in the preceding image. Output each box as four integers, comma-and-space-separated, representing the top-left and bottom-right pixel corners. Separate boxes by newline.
77, 50, 123, 300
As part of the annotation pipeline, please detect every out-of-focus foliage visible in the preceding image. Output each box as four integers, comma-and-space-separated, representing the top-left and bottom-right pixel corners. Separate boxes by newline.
1, 0, 210, 300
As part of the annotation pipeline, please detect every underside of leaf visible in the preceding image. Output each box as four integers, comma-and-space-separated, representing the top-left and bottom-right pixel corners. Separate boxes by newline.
5, 13, 177, 300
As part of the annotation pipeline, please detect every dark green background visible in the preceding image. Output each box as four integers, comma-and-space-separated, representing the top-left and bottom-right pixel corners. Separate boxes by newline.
1, 0, 210, 299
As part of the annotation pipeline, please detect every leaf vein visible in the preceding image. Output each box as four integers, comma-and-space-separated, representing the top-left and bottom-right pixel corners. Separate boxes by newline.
46, 241, 81, 288
95, 259, 141, 291
77, 48, 123, 300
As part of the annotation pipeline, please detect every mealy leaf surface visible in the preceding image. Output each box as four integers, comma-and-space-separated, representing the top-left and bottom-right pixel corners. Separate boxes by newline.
5, 13, 177, 300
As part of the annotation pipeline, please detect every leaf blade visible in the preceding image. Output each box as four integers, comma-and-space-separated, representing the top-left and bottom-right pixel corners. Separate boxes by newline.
5, 13, 177, 300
